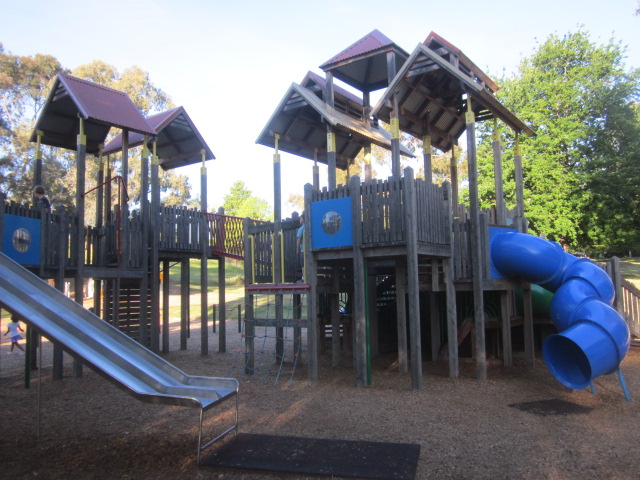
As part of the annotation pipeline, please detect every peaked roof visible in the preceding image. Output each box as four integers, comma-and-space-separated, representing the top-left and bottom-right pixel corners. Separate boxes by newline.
371, 41, 535, 152
319, 29, 409, 92
256, 83, 412, 169
300, 71, 363, 121
423, 31, 499, 94
102, 106, 215, 170
30, 73, 154, 155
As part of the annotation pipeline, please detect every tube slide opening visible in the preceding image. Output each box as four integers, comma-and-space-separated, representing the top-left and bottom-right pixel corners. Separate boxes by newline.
543, 334, 591, 390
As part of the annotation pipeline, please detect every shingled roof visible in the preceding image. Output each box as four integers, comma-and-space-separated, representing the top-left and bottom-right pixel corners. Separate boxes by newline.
256, 83, 412, 169
371, 36, 535, 152
319, 29, 409, 92
103, 106, 215, 170
30, 73, 154, 155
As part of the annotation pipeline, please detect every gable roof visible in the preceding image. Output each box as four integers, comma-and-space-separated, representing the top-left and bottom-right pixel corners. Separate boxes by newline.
319, 29, 409, 92
30, 73, 154, 155
371, 41, 535, 152
423, 31, 499, 94
256, 83, 412, 169
102, 106, 215, 170
300, 71, 363, 121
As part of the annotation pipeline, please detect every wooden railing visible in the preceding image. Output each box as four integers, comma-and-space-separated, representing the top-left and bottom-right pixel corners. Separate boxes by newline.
309, 175, 450, 248
621, 278, 640, 340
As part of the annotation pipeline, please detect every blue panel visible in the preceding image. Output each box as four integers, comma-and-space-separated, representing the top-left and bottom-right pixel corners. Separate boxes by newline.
2, 214, 42, 265
311, 197, 353, 249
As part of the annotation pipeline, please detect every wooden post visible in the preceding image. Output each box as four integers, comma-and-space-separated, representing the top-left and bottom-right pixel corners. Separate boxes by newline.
150, 141, 160, 353
217, 206, 226, 352
387, 51, 401, 179
312, 150, 320, 190
423, 134, 432, 183
429, 292, 440, 362
53, 206, 67, 380
218, 257, 226, 352
395, 260, 408, 373
73, 116, 86, 378
403, 167, 423, 390
522, 286, 535, 368
139, 137, 150, 347
513, 133, 525, 232
350, 176, 368, 386
492, 120, 506, 225
120, 128, 129, 265
180, 258, 189, 350
611, 256, 623, 314
273, 135, 284, 360
200, 150, 209, 355
325, 72, 337, 189
450, 141, 459, 215
303, 183, 318, 380
363, 90, 373, 182
330, 292, 340, 367
243, 218, 254, 373
500, 290, 513, 368
162, 260, 170, 353
465, 96, 487, 381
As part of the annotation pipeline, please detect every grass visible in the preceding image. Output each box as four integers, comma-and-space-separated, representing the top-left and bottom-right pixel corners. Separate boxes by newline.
620, 257, 640, 289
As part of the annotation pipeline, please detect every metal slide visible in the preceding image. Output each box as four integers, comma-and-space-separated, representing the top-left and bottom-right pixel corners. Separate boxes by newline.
490, 231, 631, 392
0, 252, 238, 462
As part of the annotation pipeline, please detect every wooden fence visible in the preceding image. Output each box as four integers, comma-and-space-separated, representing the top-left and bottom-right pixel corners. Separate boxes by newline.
621, 279, 640, 340
310, 176, 450, 248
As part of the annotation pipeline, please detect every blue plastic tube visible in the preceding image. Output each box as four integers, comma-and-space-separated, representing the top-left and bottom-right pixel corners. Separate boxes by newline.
491, 231, 630, 390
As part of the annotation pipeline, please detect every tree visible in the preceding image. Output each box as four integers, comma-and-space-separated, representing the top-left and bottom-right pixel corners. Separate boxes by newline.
476, 30, 640, 255
221, 180, 272, 220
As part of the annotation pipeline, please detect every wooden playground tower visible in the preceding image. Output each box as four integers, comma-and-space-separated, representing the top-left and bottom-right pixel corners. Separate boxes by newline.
0, 72, 237, 378
250, 30, 543, 389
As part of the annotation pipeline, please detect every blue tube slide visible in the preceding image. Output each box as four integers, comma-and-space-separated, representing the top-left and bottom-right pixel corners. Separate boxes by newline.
490, 230, 630, 390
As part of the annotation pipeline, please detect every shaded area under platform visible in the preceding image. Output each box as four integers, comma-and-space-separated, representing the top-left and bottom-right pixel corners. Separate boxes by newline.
200, 433, 420, 480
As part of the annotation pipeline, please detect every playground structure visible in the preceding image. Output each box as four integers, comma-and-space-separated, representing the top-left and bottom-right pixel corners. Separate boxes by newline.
0, 29, 638, 405
249, 29, 638, 394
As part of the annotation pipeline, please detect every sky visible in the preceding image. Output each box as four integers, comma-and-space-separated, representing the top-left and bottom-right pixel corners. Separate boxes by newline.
1, 0, 639, 217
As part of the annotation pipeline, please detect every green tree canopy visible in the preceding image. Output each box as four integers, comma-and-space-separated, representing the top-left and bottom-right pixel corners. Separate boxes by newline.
477, 30, 640, 256
221, 180, 272, 220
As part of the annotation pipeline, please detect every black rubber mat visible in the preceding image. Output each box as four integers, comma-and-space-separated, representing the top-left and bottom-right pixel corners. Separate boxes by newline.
201, 433, 420, 480
508, 398, 593, 416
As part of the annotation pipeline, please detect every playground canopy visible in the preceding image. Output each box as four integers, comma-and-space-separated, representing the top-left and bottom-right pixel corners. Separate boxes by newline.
103, 106, 215, 170
372, 33, 536, 152
30, 72, 155, 155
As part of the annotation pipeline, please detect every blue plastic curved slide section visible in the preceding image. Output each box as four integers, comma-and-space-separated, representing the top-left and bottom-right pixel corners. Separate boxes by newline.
490, 230, 630, 390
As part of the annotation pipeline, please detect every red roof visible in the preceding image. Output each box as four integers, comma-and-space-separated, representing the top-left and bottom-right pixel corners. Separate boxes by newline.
320, 29, 395, 69
57, 73, 154, 135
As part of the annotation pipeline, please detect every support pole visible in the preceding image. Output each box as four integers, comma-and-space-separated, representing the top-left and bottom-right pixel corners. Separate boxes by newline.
513, 133, 525, 232
150, 141, 160, 352
422, 134, 432, 183
200, 149, 209, 355
465, 96, 487, 381
73, 116, 86, 378
492, 119, 506, 224
403, 167, 422, 390
139, 137, 150, 347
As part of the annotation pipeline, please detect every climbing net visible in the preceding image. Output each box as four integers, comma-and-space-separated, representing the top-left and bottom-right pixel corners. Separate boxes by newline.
229, 292, 306, 385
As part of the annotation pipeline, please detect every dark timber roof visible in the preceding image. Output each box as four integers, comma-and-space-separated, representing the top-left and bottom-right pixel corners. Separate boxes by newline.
30, 73, 154, 155
371, 39, 535, 152
300, 71, 364, 121
256, 83, 412, 169
320, 29, 409, 92
102, 106, 215, 170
